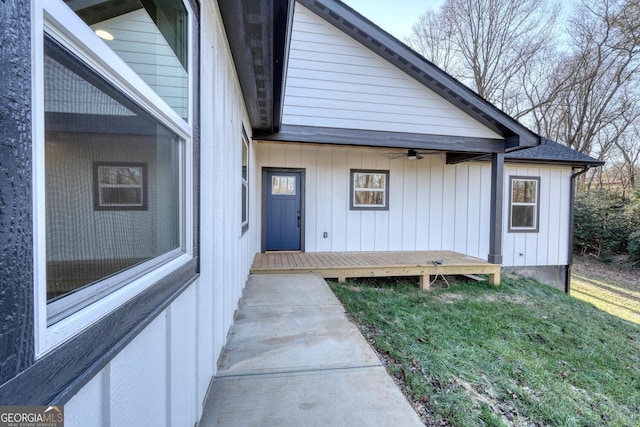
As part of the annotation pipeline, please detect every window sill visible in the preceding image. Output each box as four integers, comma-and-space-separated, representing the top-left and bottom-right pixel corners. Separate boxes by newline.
38, 253, 193, 357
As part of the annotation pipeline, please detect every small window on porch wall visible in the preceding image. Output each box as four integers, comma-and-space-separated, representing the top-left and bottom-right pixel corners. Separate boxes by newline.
509, 176, 540, 232
241, 130, 249, 233
350, 170, 389, 210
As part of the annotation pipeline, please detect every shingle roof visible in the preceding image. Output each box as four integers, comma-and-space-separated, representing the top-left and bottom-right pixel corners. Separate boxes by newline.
506, 138, 604, 166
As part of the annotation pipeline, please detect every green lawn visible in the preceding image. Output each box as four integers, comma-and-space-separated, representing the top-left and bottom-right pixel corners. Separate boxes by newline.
329, 276, 640, 426
571, 272, 640, 326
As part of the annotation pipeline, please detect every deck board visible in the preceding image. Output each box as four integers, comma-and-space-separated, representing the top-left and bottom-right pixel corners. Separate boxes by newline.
251, 251, 500, 288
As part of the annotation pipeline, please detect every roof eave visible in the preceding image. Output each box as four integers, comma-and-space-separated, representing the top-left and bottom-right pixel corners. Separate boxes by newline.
217, 0, 294, 133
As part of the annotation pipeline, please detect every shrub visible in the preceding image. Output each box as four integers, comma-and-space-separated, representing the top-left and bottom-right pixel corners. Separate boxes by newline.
574, 188, 639, 259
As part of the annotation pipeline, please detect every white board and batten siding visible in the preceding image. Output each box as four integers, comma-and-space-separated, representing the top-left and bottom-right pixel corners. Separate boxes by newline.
257, 143, 571, 268
65, 1, 259, 425
283, 4, 501, 140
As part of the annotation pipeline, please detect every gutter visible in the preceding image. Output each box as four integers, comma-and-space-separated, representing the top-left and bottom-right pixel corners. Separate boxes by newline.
565, 165, 591, 294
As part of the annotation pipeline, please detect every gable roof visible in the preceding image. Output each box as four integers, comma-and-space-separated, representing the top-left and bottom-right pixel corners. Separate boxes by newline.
281, 0, 540, 151
505, 139, 605, 167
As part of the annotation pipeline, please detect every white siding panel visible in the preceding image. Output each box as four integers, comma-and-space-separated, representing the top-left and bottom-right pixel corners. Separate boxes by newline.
302, 147, 319, 250
415, 159, 430, 249
170, 287, 197, 427
258, 143, 573, 269
467, 165, 483, 257
109, 315, 167, 427
428, 157, 444, 249
332, 151, 348, 250
346, 151, 363, 250
316, 149, 333, 251
65, 371, 106, 427
283, 5, 501, 139
388, 159, 404, 250
441, 164, 457, 251
402, 161, 419, 250
454, 166, 469, 253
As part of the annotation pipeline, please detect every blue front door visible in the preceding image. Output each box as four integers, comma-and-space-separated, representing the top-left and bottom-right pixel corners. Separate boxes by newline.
265, 171, 302, 251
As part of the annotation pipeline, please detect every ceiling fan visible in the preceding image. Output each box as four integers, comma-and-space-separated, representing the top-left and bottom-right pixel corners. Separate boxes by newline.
389, 149, 440, 160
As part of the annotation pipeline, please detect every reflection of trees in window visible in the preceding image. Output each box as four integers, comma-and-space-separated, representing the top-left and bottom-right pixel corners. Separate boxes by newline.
95, 163, 147, 209
509, 177, 539, 231
271, 176, 296, 195
351, 170, 388, 210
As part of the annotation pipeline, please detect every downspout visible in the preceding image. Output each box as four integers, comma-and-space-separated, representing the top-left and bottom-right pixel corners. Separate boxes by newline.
565, 165, 590, 294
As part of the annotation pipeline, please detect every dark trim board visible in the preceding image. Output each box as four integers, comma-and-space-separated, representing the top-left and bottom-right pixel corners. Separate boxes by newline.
488, 153, 504, 264
256, 124, 506, 153
0, 0, 35, 386
0, 262, 199, 404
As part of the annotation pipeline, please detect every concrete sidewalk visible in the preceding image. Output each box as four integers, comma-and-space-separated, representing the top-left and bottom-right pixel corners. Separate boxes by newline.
198, 273, 423, 426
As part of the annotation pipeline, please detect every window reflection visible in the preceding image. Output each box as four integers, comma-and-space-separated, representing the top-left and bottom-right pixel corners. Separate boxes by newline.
45, 36, 182, 320
65, 0, 189, 119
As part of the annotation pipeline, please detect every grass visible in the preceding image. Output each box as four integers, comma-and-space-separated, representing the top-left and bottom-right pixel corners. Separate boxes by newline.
329, 276, 640, 426
570, 265, 640, 326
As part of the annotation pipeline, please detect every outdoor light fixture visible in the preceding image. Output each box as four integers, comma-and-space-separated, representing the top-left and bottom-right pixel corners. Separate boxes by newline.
407, 149, 419, 160
95, 29, 114, 40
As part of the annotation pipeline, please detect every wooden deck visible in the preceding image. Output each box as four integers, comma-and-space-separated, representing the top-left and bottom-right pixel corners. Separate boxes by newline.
250, 251, 500, 289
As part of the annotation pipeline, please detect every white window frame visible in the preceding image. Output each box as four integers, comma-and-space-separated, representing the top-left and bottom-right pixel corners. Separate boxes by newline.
241, 129, 249, 234
33, 0, 195, 356
508, 176, 540, 232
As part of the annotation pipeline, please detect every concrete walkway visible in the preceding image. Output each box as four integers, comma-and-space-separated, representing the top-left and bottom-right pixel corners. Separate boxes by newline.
198, 273, 423, 426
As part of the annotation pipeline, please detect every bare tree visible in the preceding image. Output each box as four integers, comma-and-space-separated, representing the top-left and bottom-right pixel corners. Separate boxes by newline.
406, 0, 560, 118
535, 0, 640, 162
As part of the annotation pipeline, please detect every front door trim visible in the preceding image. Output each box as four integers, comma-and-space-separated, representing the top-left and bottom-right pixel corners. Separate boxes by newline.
261, 167, 305, 252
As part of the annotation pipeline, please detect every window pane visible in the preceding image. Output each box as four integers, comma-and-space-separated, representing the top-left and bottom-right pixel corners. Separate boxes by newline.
241, 183, 247, 224
65, 0, 189, 120
355, 190, 384, 206
512, 180, 536, 203
512, 206, 535, 228
354, 173, 385, 189
242, 139, 248, 180
45, 37, 181, 305
272, 176, 296, 195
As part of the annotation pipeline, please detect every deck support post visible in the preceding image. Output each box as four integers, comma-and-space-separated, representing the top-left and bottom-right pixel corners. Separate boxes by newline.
488, 272, 500, 286
488, 152, 504, 265
419, 275, 431, 290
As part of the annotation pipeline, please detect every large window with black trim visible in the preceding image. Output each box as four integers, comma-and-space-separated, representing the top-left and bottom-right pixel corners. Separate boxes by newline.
39, 0, 194, 336
508, 176, 540, 232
